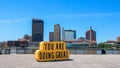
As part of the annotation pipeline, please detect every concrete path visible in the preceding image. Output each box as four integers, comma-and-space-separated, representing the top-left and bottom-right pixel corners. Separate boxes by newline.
0, 54, 120, 68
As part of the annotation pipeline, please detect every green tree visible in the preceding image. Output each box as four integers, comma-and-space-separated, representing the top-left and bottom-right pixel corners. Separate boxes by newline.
97, 43, 110, 49
112, 43, 119, 48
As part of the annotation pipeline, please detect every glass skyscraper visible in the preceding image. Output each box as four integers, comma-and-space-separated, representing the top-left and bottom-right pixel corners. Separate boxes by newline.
32, 19, 44, 42
63, 30, 76, 41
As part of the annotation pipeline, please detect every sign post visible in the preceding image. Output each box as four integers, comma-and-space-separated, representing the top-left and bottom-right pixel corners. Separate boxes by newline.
35, 42, 69, 61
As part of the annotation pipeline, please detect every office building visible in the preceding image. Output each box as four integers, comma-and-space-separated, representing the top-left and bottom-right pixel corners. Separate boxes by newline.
1, 42, 7, 48
116, 37, 120, 42
64, 40, 96, 48
54, 24, 61, 41
86, 27, 96, 41
78, 37, 86, 41
63, 30, 76, 41
7, 41, 28, 47
49, 32, 54, 41
32, 18, 44, 42
62, 27, 65, 41
105, 40, 116, 44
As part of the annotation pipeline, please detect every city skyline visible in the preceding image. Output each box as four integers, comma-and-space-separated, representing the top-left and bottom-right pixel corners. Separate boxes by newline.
0, 0, 120, 42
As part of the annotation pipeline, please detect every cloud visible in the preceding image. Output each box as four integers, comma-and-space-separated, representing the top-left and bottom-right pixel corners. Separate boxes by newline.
45, 13, 120, 18
0, 17, 31, 23
0, 13, 120, 22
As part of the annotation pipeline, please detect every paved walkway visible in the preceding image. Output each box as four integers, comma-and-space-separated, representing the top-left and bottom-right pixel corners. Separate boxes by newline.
0, 54, 120, 68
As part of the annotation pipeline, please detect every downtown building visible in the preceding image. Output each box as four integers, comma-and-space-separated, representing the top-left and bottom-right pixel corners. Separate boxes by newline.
116, 37, 120, 48
85, 27, 96, 47
49, 32, 54, 42
62, 28, 76, 41
32, 18, 44, 42
116, 37, 120, 43
54, 24, 61, 41
86, 27, 96, 41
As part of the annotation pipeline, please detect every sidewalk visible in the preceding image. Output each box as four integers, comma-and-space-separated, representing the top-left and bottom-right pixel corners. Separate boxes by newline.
0, 54, 120, 68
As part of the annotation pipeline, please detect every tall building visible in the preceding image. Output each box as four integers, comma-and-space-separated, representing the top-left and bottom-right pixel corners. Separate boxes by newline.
49, 32, 54, 41
86, 27, 96, 41
63, 30, 76, 41
116, 37, 120, 42
62, 27, 65, 41
54, 24, 61, 41
32, 18, 44, 42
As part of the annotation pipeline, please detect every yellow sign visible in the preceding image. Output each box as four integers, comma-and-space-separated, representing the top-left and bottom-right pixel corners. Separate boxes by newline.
35, 42, 69, 61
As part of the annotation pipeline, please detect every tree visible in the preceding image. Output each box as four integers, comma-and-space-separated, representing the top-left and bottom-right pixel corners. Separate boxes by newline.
111, 43, 119, 49
97, 43, 119, 49
97, 43, 110, 49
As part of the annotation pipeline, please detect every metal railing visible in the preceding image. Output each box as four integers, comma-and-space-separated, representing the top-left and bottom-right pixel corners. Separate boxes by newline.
0, 47, 38, 54
0, 47, 120, 54
67, 47, 120, 54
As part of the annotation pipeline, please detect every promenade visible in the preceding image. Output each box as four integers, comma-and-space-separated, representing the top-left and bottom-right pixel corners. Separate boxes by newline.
0, 54, 120, 68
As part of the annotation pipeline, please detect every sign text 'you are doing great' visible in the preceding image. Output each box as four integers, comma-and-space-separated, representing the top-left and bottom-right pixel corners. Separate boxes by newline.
35, 42, 69, 62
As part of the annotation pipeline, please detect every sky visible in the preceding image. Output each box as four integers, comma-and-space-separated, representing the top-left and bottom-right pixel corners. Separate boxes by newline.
0, 0, 120, 42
